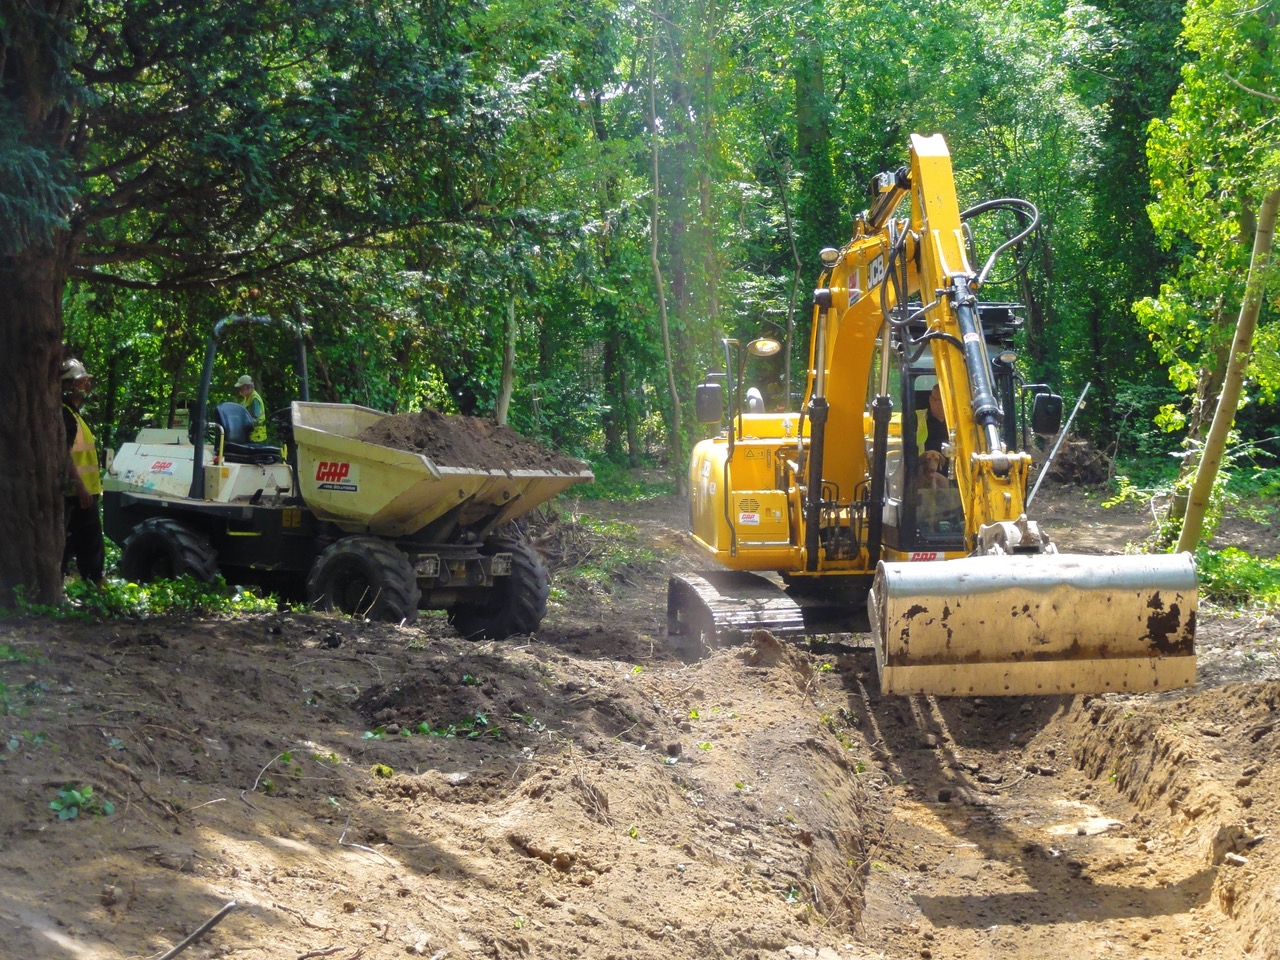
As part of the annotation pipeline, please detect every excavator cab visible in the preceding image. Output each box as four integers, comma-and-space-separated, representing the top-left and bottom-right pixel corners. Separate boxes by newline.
875, 303, 1047, 556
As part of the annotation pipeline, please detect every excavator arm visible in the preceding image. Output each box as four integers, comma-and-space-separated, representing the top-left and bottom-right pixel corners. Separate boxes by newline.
861, 136, 1196, 695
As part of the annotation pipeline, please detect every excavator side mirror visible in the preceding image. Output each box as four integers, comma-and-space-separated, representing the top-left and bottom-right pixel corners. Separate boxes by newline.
1031, 392, 1064, 437
695, 380, 724, 424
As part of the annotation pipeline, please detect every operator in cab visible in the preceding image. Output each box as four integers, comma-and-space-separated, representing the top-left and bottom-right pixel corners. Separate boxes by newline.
917, 383, 947, 453
62, 359, 105, 588
235, 374, 267, 442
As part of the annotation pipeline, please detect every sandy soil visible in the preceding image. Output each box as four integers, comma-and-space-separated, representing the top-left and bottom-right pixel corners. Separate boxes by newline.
0, 482, 1277, 960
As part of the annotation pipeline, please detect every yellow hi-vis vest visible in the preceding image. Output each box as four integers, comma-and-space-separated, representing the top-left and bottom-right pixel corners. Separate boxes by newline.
241, 389, 267, 442
65, 405, 102, 497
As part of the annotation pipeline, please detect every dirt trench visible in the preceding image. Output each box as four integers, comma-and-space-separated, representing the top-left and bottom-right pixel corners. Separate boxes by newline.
0, 483, 1277, 960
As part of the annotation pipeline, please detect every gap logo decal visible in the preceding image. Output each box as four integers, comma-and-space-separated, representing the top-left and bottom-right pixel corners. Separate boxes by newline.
315, 461, 359, 492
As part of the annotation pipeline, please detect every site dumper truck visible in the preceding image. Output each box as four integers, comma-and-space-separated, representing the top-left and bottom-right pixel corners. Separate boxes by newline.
103, 315, 592, 638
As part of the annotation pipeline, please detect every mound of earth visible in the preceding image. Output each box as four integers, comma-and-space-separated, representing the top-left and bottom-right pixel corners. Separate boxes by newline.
357, 410, 587, 474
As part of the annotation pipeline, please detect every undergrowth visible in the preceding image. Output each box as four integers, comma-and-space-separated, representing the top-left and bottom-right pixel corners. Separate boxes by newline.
579, 460, 675, 501
2, 575, 276, 621
1195, 549, 1280, 610
561, 515, 672, 587
1104, 461, 1280, 608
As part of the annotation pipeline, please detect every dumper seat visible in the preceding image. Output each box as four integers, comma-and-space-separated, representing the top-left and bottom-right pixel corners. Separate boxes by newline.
212, 402, 283, 465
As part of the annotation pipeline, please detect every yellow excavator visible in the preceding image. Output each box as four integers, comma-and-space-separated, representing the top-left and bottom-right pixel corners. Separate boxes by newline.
668, 134, 1196, 696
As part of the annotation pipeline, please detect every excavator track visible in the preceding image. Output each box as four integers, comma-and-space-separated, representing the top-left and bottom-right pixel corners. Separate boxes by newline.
666, 571, 869, 658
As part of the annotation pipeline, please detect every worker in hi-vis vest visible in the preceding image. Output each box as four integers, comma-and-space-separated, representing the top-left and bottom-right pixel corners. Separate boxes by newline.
235, 374, 268, 442
61, 358, 105, 587
916, 383, 948, 454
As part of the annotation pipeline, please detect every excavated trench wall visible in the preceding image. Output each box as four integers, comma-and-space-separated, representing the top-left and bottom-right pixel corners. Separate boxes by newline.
1065, 686, 1280, 959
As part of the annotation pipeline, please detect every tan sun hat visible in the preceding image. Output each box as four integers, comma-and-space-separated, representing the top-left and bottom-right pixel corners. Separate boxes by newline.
236, 375, 254, 387
61, 359, 89, 381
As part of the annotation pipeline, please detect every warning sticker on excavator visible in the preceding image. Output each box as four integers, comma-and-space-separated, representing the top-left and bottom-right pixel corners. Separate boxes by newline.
315, 461, 359, 492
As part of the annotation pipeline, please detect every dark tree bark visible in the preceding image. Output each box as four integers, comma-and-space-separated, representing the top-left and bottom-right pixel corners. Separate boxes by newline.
0, 252, 72, 603
1, 0, 79, 603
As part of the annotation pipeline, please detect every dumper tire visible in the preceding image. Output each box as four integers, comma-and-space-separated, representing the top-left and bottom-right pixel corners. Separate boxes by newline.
448, 536, 548, 641
306, 536, 421, 623
120, 518, 220, 584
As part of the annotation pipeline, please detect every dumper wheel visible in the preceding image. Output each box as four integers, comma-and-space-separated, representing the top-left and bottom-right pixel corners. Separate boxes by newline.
120, 518, 219, 583
448, 536, 548, 641
307, 536, 421, 623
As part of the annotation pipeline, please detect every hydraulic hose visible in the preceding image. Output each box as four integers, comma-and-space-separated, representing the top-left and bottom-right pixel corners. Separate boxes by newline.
959, 198, 1039, 286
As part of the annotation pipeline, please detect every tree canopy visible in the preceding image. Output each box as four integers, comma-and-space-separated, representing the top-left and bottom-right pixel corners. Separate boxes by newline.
2, 0, 1277, 601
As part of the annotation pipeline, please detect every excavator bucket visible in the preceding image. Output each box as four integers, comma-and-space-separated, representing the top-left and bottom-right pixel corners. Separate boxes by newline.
869, 552, 1196, 696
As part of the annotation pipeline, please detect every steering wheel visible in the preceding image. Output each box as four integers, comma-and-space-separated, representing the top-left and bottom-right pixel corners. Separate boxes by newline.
270, 407, 294, 444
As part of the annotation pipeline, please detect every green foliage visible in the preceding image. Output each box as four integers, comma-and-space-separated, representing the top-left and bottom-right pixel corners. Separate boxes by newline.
0, 681, 49, 718
0, 118, 76, 256
0, 576, 275, 621
1102, 475, 1155, 509
1231, 466, 1280, 519
49, 784, 115, 820
1138, 0, 1280, 428
363, 713, 505, 741
579, 463, 676, 501
558, 515, 673, 589
0, 644, 34, 665
1110, 382, 1187, 465
8, 0, 1241, 521
1196, 548, 1280, 609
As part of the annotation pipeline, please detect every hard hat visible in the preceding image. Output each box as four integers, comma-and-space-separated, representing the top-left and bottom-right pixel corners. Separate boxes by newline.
236, 375, 254, 387
61, 359, 89, 381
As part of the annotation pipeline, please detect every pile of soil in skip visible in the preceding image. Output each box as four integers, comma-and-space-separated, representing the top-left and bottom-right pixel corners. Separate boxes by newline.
356, 409, 587, 474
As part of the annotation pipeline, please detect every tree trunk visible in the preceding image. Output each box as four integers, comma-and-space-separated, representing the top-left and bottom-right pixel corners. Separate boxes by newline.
793, 32, 828, 171
793, 18, 842, 272
1186, 320, 1231, 441
649, 21, 685, 490
1176, 187, 1280, 553
601, 337, 624, 460
1019, 232, 1053, 370
622, 364, 640, 467
0, 251, 70, 605
764, 138, 803, 405
495, 296, 517, 426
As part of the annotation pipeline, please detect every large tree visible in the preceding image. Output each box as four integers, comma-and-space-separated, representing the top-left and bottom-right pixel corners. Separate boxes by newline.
1, 0, 512, 602
1139, 0, 1280, 440
1139, 0, 1279, 537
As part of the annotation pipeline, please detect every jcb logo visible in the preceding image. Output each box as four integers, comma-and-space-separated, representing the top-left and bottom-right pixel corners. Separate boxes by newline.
315, 461, 351, 484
